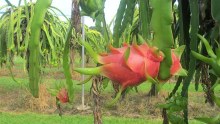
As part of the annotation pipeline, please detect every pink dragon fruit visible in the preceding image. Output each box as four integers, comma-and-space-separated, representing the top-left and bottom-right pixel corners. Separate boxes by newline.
76, 43, 184, 89
56, 88, 69, 103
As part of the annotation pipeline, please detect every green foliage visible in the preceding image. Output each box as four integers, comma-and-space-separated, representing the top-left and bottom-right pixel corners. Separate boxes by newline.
84, 26, 106, 53
2, 0, 220, 123
158, 94, 187, 124
0, 2, 69, 67
192, 35, 220, 77
0, 1, 73, 98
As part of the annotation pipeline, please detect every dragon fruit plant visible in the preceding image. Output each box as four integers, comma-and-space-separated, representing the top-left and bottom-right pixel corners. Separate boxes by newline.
74, 0, 187, 106
192, 34, 220, 107
74, 41, 186, 105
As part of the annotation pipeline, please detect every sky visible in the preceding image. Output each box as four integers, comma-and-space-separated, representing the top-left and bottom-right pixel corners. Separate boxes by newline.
0, 0, 120, 27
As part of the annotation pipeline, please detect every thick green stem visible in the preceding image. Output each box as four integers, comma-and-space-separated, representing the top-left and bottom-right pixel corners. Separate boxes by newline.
181, 0, 199, 123
63, 24, 74, 103
29, 0, 52, 97
150, 0, 174, 80
139, 0, 150, 40
113, 0, 126, 47
158, 49, 172, 80
191, 51, 214, 65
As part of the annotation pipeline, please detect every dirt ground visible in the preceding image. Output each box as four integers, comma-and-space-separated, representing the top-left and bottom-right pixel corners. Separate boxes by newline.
0, 66, 220, 120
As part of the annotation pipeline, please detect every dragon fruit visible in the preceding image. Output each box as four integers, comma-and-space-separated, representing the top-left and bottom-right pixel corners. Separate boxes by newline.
56, 88, 69, 103
74, 43, 185, 90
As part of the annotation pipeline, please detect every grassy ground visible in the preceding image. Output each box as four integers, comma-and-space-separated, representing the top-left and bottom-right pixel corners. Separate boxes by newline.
0, 76, 218, 124
0, 112, 204, 124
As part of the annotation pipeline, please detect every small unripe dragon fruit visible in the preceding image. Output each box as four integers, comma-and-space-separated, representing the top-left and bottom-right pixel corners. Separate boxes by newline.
56, 88, 69, 103
74, 43, 186, 90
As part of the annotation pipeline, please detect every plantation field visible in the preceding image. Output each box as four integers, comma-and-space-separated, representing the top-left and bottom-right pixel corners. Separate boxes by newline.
0, 57, 220, 124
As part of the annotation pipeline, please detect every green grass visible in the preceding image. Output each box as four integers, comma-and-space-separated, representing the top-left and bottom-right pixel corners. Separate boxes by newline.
0, 77, 28, 90
0, 112, 204, 124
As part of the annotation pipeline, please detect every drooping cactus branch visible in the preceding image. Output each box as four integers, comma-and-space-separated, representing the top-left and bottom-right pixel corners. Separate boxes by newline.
29, 0, 52, 97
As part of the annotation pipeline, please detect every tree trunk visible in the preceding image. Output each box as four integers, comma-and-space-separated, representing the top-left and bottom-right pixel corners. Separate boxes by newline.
70, 0, 81, 71
92, 76, 103, 124
72, 0, 81, 34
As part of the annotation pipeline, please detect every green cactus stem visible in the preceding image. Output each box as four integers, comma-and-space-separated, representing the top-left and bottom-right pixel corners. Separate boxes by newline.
191, 51, 214, 65
29, 0, 52, 97
74, 67, 101, 75
192, 35, 220, 77
197, 34, 216, 58
150, 0, 174, 80
63, 24, 74, 103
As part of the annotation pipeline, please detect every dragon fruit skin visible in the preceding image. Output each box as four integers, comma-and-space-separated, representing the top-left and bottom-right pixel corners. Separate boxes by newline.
101, 63, 146, 89
97, 43, 164, 90
170, 52, 181, 75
